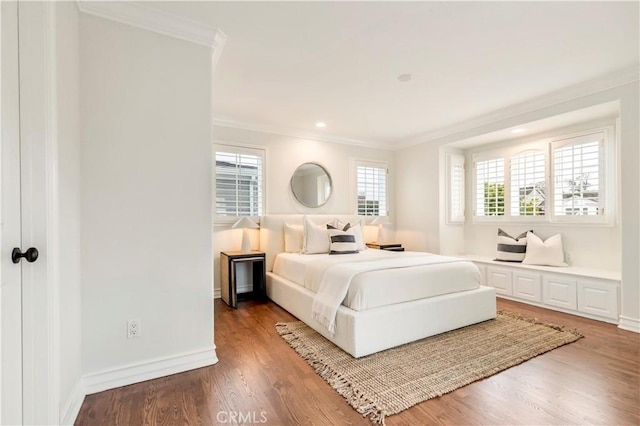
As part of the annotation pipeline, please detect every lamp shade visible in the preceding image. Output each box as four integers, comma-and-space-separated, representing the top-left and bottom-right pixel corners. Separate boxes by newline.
232, 217, 259, 252
232, 216, 259, 230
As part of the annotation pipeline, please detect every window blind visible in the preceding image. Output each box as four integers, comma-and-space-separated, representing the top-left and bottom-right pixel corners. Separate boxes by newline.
510, 150, 546, 216
356, 164, 387, 216
475, 158, 505, 216
215, 150, 264, 216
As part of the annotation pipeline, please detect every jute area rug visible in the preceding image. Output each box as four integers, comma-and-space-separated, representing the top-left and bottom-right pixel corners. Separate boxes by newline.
276, 312, 582, 425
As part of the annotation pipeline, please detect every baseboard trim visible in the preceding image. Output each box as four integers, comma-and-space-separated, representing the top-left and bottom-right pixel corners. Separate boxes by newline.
59, 379, 86, 426
618, 315, 640, 333
83, 346, 218, 395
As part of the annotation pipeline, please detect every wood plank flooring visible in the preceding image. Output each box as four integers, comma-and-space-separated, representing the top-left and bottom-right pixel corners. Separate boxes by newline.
75, 298, 640, 425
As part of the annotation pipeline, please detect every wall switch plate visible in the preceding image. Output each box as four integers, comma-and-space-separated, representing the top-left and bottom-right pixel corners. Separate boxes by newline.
127, 319, 140, 339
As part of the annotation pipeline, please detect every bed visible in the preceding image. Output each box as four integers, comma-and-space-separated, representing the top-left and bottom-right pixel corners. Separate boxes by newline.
260, 214, 496, 357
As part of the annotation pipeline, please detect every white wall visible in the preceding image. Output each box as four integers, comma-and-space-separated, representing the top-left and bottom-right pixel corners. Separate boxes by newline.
396, 142, 441, 253
396, 81, 639, 326
80, 15, 215, 374
54, 1, 83, 417
212, 126, 393, 294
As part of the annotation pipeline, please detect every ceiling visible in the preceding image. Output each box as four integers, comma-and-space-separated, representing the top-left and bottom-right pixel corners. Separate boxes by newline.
153, 1, 639, 150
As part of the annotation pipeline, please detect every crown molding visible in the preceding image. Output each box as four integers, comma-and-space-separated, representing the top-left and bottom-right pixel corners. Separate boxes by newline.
212, 117, 394, 151
76, 1, 226, 49
393, 65, 639, 150
214, 65, 637, 152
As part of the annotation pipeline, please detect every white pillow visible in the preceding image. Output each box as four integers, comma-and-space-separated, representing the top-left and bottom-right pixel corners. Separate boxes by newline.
327, 227, 358, 254
302, 216, 332, 254
283, 223, 303, 253
522, 232, 568, 267
336, 219, 366, 251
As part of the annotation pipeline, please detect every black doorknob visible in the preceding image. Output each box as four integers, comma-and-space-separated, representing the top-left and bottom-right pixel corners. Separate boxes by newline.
12, 247, 39, 264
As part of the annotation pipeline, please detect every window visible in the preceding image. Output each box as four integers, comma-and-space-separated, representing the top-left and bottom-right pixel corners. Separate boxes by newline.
355, 162, 388, 216
510, 150, 546, 217
553, 133, 603, 217
471, 126, 613, 224
214, 145, 264, 219
475, 157, 505, 216
447, 153, 465, 223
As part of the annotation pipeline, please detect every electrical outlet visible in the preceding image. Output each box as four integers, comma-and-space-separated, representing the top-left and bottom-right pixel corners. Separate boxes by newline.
127, 319, 141, 339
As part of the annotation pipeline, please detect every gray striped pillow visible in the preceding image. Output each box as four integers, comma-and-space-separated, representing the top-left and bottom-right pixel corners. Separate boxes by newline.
327, 225, 358, 255
495, 229, 531, 262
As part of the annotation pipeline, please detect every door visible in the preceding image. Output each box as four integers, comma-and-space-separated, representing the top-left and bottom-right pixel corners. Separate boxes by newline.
1, 2, 54, 423
1, 1, 24, 424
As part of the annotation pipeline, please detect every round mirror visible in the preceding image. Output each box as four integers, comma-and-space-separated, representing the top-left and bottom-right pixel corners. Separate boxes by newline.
290, 162, 333, 208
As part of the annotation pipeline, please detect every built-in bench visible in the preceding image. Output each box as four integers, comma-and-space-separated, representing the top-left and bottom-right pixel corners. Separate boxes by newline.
467, 255, 621, 324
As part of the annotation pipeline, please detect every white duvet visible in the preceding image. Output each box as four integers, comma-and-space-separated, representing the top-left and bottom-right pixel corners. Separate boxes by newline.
273, 250, 480, 313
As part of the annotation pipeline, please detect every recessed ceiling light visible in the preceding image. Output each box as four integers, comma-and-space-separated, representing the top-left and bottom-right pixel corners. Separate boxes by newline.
511, 128, 526, 134
315, 121, 327, 128
398, 73, 412, 82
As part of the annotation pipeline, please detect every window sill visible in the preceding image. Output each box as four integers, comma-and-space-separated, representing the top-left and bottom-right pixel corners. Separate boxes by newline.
471, 217, 615, 227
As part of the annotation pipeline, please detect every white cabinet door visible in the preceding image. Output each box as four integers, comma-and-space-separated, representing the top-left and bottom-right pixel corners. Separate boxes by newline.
543, 276, 577, 310
577, 280, 619, 320
513, 271, 542, 302
475, 264, 487, 286
487, 267, 512, 296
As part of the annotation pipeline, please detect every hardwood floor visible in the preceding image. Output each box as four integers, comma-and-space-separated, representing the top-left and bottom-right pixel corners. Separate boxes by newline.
75, 298, 640, 425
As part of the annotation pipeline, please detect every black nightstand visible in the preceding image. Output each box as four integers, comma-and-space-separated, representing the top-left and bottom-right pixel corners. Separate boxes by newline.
366, 242, 405, 252
220, 251, 266, 308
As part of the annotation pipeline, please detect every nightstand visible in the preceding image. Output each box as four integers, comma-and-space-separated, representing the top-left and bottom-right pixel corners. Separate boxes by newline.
366, 242, 405, 252
220, 251, 266, 308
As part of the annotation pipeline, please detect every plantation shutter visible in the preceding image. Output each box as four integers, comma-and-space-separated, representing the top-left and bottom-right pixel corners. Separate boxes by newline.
510, 150, 546, 217
448, 154, 465, 223
356, 163, 388, 216
215, 149, 264, 217
475, 157, 505, 216
553, 133, 603, 217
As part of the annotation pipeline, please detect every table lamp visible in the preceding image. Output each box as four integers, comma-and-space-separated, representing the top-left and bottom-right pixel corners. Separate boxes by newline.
232, 217, 259, 252
370, 215, 390, 243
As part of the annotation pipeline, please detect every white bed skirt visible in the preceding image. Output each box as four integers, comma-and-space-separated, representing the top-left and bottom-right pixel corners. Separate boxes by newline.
268, 272, 497, 358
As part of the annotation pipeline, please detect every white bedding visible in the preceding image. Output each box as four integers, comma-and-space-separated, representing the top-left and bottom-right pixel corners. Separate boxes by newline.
273, 250, 480, 311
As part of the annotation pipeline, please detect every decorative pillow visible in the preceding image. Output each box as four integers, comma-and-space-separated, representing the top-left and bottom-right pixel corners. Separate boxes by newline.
302, 216, 332, 254
327, 223, 350, 231
283, 223, 303, 253
495, 228, 530, 262
336, 219, 366, 251
522, 232, 568, 267
327, 226, 358, 255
